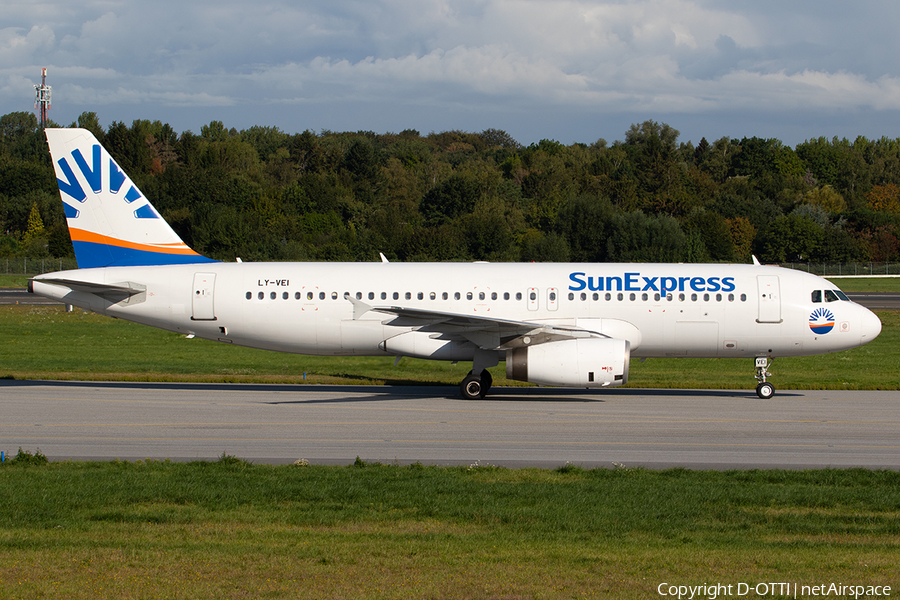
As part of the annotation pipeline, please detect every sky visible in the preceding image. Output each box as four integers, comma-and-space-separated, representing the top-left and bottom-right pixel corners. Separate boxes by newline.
3, 0, 900, 148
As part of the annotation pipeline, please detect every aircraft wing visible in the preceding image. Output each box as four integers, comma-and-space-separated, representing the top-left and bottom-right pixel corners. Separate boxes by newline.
347, 295, 600, 350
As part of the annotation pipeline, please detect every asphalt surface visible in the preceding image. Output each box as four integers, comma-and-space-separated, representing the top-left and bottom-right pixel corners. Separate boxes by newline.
1, 381, 898, 469
3, 288, 899, 309
0, 288, 63, 305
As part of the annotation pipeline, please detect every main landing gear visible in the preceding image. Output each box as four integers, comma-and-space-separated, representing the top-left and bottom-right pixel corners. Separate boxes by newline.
460, 369, 493, 400
755, 357, 775, 399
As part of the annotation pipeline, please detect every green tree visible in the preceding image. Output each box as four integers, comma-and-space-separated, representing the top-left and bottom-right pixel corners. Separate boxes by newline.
759, 214, 824, 263
75, 111, 104, 141
420, 173, 480, 225
606, 210, 685, 262
0, 112, 39, 145
23, 201, 44, 241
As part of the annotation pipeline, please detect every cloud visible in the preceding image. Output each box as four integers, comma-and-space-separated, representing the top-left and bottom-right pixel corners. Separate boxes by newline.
0, 25, 55, 65
3, 0, 900, 144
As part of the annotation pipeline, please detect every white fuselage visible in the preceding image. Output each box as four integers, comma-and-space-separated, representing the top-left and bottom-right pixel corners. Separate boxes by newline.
32, 261, 882, 361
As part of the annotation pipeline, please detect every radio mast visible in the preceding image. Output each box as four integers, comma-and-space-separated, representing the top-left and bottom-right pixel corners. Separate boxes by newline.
34, 68, 52, 128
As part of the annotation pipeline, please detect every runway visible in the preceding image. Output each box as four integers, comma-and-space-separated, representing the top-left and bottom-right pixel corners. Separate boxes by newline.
2, 380, 898, 469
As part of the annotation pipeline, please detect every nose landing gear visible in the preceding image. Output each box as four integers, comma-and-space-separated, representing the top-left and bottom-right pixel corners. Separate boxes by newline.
755, 357, 775, 399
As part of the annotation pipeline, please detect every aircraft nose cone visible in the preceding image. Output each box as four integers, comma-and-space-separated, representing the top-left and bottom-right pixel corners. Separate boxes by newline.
860, 308, 882, 344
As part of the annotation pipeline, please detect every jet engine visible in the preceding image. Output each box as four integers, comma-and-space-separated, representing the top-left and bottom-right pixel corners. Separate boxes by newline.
506, 337, 630, 388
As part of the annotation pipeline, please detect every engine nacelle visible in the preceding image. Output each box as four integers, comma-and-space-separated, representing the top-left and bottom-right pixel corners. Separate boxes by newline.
506, 337, 630, 388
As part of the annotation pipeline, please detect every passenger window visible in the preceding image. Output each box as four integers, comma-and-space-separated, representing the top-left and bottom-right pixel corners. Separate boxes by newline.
592, 293, 599, 301
270, 292, 277, 300
393, 292, 399, 300
504, 292, 510, 300
259, 291, 265, 300
716, 293, 722, 302
405, 292, 412, 300
479, 292, 485, 300
740, 294, 747, 302
442, 292, 448, 300
691, 293, 698, 301
283, 292, 289, 300
666, 293, 672, 301
580, 292, 586, 301
357, 292, 363, 300
330, 292, 337, 300
825, 290, 839, 302
529, 292, 536, 301
516, 292, 523, 301
605, 293, 611, 301
430, 292, 436, 300
455, 292, 461, 300
417, 292, 423, 300
550, 292, 557, 301
568, 293, 575, 301
678, 293, 685, 301
617, 293, 624, 301
491, 292, 497, 300
629, 293, 636, 301
368, 292, 375, 300
467, 292, 474, 300
641, 293, 648, 301
703, 293, 710, 302
811, 290, 822, 303
728, 293, 734, 302
246, 292, 252, 300
320, 292, 326, 300
307, 292, 313, 300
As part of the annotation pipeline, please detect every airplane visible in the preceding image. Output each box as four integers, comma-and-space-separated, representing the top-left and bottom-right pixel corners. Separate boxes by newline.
29, 128, 883, 400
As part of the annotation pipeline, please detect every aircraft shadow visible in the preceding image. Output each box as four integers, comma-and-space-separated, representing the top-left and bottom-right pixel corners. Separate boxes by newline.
0, 378, 797, 404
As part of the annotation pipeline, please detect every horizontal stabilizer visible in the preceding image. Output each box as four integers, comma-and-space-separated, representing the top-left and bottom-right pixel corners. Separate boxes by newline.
31, 277, 146, 301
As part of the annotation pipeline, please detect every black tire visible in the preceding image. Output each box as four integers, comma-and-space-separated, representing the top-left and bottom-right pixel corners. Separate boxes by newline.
756, 382, 775, 399
460, 373, 484, 400
480, 369, 493, 396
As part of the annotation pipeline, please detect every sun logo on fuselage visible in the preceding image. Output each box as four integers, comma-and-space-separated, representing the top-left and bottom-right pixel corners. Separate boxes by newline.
809, 307, 835, 334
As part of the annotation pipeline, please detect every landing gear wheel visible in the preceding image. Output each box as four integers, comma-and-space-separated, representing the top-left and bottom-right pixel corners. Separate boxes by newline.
756, 381, 775, 400
460, 372, 484, 400
480, 369, 493, 396
754, 357, 775, 399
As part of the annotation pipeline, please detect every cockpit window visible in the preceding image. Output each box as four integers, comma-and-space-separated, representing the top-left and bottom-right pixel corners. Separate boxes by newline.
814, 289, 850, 303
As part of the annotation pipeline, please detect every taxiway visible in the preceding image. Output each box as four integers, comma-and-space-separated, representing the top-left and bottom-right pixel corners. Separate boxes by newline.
1, 381, 897, 469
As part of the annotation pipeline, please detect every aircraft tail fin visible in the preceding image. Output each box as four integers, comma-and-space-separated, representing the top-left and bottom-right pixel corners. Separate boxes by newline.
45, 128, 215, 268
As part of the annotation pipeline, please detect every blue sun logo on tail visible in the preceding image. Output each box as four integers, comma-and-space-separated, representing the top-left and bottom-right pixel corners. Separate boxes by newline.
809, 307, 835, 334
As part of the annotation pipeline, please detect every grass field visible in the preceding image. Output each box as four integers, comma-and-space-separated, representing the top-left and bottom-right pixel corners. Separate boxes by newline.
2, 279, 898, 599
1, 457, 898, 599
1, 305, 897, 390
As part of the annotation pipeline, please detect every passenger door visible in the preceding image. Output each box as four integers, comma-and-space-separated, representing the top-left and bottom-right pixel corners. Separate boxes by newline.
757, 275, 781, 323
191, 272, 217, 321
